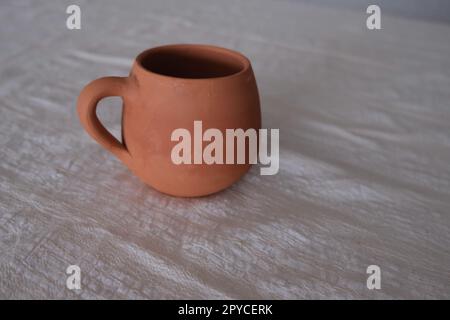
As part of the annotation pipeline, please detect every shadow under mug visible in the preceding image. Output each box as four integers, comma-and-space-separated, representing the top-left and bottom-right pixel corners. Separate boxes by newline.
77, 44, 261, 197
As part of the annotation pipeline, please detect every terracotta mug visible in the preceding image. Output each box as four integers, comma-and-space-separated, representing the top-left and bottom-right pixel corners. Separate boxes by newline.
77, 44, 261, 197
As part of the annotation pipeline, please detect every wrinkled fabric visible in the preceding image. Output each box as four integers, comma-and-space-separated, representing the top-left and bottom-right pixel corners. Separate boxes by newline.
0, 0, 450, 299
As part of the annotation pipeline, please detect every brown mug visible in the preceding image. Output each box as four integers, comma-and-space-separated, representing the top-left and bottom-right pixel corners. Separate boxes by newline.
77, 44, 261, 197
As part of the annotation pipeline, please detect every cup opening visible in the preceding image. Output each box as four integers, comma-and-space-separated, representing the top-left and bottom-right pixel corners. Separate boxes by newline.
137, 45, 248, 79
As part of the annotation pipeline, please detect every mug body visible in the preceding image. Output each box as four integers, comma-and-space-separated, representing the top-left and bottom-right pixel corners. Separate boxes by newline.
122, 44, 261, 197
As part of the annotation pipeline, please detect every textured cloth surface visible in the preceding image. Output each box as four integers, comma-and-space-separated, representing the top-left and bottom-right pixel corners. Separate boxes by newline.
1, 0, 450, 299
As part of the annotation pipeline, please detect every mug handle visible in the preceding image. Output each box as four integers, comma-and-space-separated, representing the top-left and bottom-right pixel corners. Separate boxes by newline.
77, 76, 132, 166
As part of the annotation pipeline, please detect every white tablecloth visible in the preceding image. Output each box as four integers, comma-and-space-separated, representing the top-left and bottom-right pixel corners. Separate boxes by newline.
1, 0, 449, 299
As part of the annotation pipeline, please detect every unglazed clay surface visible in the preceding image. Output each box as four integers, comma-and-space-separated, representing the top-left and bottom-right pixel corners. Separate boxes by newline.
77, 45, 261, 197
1, 0, 450, 299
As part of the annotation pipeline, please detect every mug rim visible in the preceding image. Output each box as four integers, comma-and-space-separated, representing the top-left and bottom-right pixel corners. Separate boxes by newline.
134, 44, 251, 81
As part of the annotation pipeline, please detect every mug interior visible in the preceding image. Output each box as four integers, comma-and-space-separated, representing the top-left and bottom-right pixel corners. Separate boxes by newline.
137, 45, 247, 79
